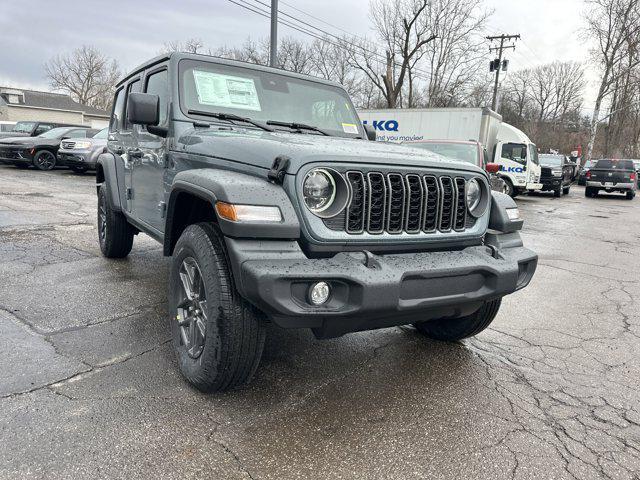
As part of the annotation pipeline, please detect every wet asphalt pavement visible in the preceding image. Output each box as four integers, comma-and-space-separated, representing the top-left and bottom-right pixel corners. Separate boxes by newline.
0, 165, 639, 480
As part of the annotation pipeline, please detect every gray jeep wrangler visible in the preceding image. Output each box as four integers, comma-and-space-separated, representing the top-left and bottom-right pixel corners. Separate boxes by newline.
97, 53, 537, 393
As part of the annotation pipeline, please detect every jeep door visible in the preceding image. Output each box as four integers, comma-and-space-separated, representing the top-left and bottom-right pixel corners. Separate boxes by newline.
120, 79, 142, 214
134, 66, 169, 232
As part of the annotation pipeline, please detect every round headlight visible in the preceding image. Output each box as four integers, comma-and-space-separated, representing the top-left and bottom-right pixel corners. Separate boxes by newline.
303, 169, 336, 213
466, 178, 482, 214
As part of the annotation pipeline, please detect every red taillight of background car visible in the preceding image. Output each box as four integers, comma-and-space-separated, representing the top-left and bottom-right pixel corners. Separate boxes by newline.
631, 172, 636, 181
586, 170, 591, 179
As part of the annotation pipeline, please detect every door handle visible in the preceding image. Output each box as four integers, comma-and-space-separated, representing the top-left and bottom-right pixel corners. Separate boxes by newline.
129, 148, 143, 158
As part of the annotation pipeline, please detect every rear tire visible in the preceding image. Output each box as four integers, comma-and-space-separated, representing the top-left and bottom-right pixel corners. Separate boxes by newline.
97, 184, 134, 258
169, 222, 266, 393
585, 187, 596, 197
413, 299, 502, 341
563, 186, 570, 195
32, 150, 56, 171
626, 191, 635, 200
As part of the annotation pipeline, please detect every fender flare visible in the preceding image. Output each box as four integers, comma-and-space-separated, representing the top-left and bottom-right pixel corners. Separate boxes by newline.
164, 168, 300, 255
96, 152, 124, 212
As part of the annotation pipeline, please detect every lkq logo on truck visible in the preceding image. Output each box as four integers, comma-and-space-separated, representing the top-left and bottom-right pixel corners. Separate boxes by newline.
362, 119, 399, 132
500, 165, 525, 173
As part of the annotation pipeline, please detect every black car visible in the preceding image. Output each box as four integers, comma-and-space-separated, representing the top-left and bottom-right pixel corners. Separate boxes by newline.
95, 52, 537, 393
0, 126, 96, 170
0, 120, 85, 140
585, 159, 637, 199
578, 160, 596, 186
538, 154, 573, 196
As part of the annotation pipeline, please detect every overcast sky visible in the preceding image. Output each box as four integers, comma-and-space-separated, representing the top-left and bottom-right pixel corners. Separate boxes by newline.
0, 0, 596, 109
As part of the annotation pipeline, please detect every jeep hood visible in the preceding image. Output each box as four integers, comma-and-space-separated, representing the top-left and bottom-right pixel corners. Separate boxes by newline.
178, 127, 484, 175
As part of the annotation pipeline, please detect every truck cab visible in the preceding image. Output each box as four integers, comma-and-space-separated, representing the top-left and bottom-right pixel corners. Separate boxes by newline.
493, 123, 542, 197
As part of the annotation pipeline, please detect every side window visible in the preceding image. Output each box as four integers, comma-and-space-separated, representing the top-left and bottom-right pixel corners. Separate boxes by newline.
123, 79, 141, 131
502, 143, 527, 165
145, 69, 169, 127
34, 124, 53, 135
111, 88, 125, 132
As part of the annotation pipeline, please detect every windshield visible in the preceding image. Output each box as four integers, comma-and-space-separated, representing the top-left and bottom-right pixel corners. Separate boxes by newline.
539, 155, 563, 167
595, 159, 635, 170
38, 127, 71, 139
409, 142, 479, 166
12, 121, 35, 134
93, 128, 108, 139
179, 59, 362, 138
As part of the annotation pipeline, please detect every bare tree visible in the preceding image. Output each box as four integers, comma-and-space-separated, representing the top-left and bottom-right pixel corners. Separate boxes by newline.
347, 0, 436, 108
421, 0, 491, 107
583, 0, 640, 160
44, 45, 120, 111
160, 38, 206, 54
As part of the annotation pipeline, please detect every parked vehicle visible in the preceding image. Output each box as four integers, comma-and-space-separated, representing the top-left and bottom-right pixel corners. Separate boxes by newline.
585, 159, 636, 199
57, 127, 108, 173
0, 121, 16, 132
630, 159, 640, 187
357, 107, 542, 198
578, 160, 596, 186
403, 139, 507, 193
0, 126, 95, 170
538, 154, 573, 196
0, 120, 85, 139
96, 53, 537, 393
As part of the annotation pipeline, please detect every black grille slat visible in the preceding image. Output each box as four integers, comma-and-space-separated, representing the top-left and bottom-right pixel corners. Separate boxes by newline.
423, 175, 439, 232
346, 171, 366, 233
454, 177, 466, 231
367, 173, 386, 233
439, 176, 455, 231
386, 173, 405, 233
405, 175, 423, 233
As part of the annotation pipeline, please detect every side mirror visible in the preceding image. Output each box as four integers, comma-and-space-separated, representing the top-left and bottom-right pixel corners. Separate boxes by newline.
127, 92, 159, 126
485, 163, 500, 174
363, 124, 376, 141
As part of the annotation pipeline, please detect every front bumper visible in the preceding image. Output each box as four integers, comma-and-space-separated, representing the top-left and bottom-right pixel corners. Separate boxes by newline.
540, 177, 562, 190
226, 234, 537, 337
586, 181, 635, 191
57, 150, 97, 169
0, 148, 32, 164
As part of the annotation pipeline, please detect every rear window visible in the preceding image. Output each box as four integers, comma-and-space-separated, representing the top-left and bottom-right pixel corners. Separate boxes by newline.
595, 159, 634, 170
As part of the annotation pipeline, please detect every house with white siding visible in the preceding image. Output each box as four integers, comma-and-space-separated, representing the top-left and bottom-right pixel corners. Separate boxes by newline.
0, 87, 110, 128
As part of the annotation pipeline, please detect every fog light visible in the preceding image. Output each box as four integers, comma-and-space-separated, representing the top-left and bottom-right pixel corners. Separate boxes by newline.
506, 207, 520, 221
309, 282, 330, 305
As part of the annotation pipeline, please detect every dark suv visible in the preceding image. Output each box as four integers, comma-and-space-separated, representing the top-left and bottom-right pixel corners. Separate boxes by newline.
97, 53, 537, 392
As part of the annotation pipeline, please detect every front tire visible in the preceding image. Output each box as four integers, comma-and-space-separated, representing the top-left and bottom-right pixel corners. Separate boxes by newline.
72, 166, 88, 174
414, 299, 502, 341
563, 186, 570, 195
97, 184, 134, 258
553, 187, 561, 197
503, 178, 515, 197
32, 150, 56, 171
169, 223, 266, 393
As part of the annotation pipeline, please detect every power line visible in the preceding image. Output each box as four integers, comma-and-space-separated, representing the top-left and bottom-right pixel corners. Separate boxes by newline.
229, 0, 435, 80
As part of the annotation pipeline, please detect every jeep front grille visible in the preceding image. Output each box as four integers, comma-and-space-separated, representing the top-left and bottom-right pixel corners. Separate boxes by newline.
339, 171, 468, 235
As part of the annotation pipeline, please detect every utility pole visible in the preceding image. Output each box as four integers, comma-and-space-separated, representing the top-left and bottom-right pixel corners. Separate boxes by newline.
269, 0, 278, 67
486, 34, 520, 112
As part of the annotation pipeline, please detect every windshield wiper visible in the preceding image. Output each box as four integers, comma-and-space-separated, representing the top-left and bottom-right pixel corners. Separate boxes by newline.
266, 120, 330, 136
187, 110, 274, 132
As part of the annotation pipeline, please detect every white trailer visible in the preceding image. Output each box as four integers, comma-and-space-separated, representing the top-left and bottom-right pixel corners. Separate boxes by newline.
357, 107, 542, 196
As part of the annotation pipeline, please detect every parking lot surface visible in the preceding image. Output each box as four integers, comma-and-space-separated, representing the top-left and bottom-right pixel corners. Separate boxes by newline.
1, 165, 639, 480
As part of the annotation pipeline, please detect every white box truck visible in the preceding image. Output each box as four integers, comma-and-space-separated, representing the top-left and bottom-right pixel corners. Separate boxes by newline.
357, 107, 542, 197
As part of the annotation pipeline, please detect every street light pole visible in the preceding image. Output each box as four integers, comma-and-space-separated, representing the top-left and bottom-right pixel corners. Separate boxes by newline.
269, 0, 278, 67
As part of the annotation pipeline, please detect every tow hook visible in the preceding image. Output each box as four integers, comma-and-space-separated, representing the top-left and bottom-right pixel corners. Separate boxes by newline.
362, 250, 381, 269
487, 244, 500, 259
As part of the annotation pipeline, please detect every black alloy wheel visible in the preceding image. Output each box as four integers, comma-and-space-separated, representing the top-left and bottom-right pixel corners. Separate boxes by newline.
33, 150, 56, 170
175, 257, 208, 359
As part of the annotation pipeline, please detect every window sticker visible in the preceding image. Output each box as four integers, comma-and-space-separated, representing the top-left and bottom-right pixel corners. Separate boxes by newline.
192, 70, 262, 111
341, 123, 358, 134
